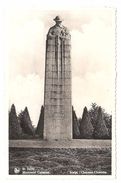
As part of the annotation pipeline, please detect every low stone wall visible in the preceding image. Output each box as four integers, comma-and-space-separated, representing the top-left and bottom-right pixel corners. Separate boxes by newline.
9, 139, 111, 148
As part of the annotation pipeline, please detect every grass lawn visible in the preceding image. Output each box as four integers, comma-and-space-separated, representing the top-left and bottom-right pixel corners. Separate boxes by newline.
9, 147, 111, 175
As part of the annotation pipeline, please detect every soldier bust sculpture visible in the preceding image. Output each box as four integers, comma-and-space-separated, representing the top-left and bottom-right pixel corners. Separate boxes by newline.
47, 16, 70, 39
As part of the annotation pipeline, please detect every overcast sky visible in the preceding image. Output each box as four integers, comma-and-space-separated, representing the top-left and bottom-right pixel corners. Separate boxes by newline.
8, 8, 115, 126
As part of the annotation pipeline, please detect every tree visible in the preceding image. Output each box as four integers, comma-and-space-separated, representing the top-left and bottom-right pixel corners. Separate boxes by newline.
94, 107, 109, 139
18, 107, 35, 136
80, 107, 93, 139
72, 106, 80, 139
9, 104, 22, 139
104, 113, 112, 139
35, 106, 44, 138
88, 103, 99, 129
89, 103, 112, 139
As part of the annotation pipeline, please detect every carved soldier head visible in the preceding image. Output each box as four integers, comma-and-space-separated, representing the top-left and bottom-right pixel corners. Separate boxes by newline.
53, 16, 63, 26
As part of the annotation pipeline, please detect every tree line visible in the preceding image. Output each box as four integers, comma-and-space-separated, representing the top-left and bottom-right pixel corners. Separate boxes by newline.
9, 103, 112, 140
73, 103, 111, 139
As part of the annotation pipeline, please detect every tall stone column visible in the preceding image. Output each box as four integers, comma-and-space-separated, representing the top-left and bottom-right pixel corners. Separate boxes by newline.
44, 16, 72, 140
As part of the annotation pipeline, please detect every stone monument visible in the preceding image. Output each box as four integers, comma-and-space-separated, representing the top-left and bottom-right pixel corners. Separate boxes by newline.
44, 16, 72, 140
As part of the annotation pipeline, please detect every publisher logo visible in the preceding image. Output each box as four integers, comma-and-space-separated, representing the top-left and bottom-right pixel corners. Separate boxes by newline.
14, 167, 21, 174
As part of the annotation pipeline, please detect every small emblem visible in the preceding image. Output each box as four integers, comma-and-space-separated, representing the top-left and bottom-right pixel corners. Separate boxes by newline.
14, 167, 21, 174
